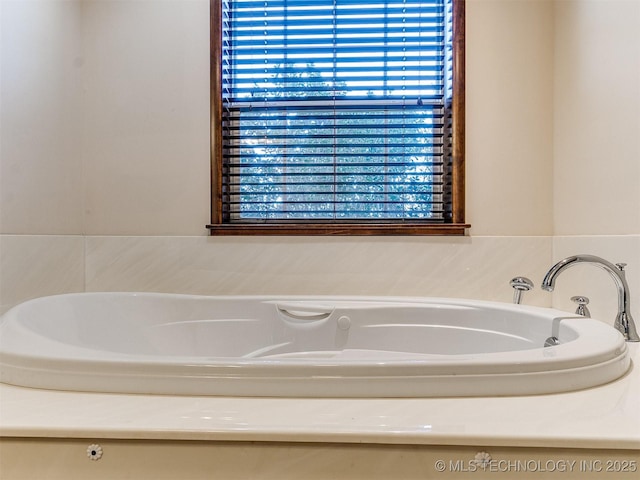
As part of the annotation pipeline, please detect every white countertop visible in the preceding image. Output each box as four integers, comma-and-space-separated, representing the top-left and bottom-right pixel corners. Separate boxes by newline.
1, 344, 638, 450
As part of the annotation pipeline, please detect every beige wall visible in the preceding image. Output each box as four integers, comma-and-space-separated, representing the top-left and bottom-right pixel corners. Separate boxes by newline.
466, 0, 554, 236
81, 0, 210, 236
554, 0, 640, 236
0, 0, 84, 234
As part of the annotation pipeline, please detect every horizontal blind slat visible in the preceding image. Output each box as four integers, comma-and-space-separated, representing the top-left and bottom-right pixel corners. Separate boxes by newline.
222, 0, 452, 222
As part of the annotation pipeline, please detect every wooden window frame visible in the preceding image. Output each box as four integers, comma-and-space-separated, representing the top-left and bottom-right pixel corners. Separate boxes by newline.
208, 0, 468, 236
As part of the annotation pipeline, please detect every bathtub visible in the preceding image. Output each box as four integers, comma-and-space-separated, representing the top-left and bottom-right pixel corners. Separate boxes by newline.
0, 293, 630, 397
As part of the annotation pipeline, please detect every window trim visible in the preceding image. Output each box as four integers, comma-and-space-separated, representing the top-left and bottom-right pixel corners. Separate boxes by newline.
208, 0, 467, 236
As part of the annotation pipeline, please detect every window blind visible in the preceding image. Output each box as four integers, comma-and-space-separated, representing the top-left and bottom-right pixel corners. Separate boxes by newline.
220, 0, 454, 223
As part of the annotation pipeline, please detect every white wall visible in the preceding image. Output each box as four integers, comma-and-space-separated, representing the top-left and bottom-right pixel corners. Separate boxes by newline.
5, 0, 637, 326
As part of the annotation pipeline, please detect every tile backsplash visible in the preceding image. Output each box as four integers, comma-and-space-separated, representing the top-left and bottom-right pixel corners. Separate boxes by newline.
2, 235, 552, 313
2, 234, 638, 330
84, 235, 551, 303
0, 235, 84, 314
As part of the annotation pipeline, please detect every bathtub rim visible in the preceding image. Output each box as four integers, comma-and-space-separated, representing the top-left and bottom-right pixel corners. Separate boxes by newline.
0, 292, 632, 398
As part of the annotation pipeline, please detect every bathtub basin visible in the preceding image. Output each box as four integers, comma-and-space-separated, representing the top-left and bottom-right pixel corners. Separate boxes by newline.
0, 293, 630, 397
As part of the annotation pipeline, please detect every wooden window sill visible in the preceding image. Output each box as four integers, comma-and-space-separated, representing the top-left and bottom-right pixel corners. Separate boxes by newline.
206, 223, 470, 236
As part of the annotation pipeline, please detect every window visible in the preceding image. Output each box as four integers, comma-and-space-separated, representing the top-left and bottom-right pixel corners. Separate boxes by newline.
209, 0, 466, 235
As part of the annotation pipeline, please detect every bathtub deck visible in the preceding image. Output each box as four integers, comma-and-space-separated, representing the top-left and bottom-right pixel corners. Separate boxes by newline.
0, 344, 638, 451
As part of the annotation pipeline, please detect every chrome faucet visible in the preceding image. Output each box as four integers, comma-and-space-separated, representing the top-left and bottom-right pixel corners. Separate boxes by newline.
510, 277, 534, 304
541, 255, 639, 342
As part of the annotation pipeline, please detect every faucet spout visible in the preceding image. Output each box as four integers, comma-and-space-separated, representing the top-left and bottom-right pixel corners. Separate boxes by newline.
541, 255, 639, 342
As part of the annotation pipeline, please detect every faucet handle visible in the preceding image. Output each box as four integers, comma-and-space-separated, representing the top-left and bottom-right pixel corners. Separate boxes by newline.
510, 277, 533, 304
616, 263, 627, 271
571, 296, 591, 318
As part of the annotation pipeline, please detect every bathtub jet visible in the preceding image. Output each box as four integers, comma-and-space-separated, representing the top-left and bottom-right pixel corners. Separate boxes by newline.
0, 293, 630, 398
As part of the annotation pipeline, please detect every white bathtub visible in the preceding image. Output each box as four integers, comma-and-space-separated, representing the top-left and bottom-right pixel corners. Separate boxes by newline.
0, 293, 630, 397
